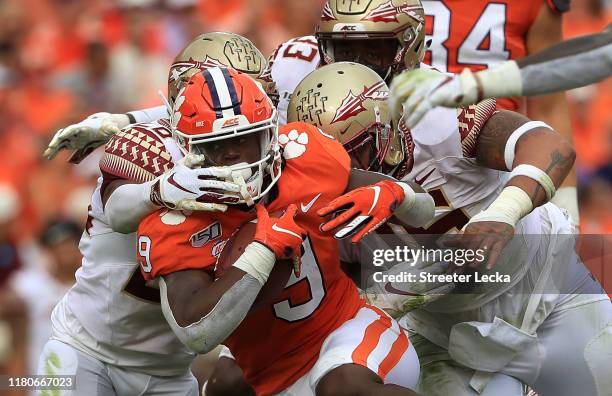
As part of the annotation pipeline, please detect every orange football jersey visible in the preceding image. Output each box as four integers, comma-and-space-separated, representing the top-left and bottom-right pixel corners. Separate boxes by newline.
137, 122, 364, 395
422, 0, 569, 111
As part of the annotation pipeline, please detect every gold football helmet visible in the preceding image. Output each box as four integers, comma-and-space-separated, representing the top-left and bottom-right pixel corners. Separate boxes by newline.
287, 62, 404, 170
167, 32, 274, 104
316, 0, 426, 82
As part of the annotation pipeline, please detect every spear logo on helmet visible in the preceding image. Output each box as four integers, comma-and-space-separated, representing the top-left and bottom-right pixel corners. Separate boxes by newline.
361, 0, 424, 24
331, 81, 388, 124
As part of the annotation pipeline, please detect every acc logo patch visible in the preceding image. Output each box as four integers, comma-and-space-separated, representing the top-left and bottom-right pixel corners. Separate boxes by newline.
211, 239, 228, 258
190, 222, 222, 247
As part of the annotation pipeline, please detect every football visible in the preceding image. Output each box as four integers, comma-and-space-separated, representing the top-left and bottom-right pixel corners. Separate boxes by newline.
215, 212, 294, 313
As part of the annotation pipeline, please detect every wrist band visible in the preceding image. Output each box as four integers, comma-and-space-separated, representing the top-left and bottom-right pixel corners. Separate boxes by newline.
509, 164, 556, 201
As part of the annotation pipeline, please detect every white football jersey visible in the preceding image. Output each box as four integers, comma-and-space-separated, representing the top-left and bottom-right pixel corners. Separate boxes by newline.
268, 35, 320, 125
396, 103, 595, 319
400, 102, 505, 233
50, 120, 195, 376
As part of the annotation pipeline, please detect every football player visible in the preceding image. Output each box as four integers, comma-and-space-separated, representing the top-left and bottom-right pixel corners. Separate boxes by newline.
42, 0, 426, 157
418, 0, 579, 226
288, 62, 612, 396
36, 33, 270, 396
43, 32, 275, 163
390, 25, 612, 119
137, 67, 432, 395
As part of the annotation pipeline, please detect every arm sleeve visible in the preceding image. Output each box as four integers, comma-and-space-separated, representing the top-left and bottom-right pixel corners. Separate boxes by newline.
127, 105, 169, 124
518, 29, 612, 96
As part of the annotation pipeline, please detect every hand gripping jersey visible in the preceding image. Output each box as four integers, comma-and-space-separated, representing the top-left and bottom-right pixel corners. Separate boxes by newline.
268, 36, 320, 125
138, 122, 364, 395
422, 0, 570, 111
49, 119, 196, 376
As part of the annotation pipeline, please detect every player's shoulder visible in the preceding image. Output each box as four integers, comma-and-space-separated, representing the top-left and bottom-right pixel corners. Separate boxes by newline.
100, 119, 178, 183
275, 122, 350, 202
410, 98, 496, 158
138, 208, 252, 280
268, 36, 320, 86
270, 35, 319, 62
279, 122, 349, 168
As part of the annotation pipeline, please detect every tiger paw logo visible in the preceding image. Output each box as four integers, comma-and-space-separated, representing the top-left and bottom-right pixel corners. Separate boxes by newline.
279, 129, 309, 160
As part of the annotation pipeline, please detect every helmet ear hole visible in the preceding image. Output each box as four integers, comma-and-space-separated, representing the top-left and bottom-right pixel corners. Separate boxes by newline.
317, 83, 323, 88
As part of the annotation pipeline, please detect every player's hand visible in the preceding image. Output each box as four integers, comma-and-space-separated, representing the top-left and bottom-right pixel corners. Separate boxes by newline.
150, 154, 242, 212
43, 112, 131, 162
449, 220, 515, 271
253, 204, 306, 275
318, 180, 406, 244
390, 68, 476, 129
364, 260, 455, 317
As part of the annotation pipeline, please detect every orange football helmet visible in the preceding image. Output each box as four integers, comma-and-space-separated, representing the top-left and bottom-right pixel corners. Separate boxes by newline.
172, 67, 281, 204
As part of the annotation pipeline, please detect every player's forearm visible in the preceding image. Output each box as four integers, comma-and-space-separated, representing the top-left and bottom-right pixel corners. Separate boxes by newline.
508, 128, 575, 207
466, 31, 612, 101
160, 272, 262, 354
105, 180, 159, 234
126, 105, 168, 124
160, 243, 275, 354
473, 111, 574, 227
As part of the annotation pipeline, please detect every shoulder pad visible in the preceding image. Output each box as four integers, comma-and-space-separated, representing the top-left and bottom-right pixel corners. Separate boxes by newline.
100, 120, 174, 183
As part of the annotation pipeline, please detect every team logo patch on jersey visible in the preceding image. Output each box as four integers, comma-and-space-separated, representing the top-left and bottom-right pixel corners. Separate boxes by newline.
331, 81, 387, 124
361, 0, 424, 24
190, 222, 222, 248
160, 210, 188, 225
321, 2, 336, 21
279, 129, 309, 160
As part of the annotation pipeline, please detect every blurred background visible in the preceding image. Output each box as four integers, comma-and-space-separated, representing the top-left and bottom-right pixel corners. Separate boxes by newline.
0, 0, 609, 392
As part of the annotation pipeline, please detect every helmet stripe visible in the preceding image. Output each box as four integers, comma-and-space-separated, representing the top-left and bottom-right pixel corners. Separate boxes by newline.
220, 67, 242, 115
201, 69, 223, 119
207, 67, 237, 119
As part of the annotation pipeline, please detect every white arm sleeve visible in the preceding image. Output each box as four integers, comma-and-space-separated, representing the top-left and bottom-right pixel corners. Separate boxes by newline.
126, 105, 169, 124
104, 180, 158, 234
159, 274, 262, 354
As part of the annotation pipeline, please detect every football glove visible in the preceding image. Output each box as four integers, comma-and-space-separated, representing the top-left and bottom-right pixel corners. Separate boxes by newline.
318, 180, 414, 244
363, 259, 455, 317
149, 154, 241, 212
253, 204, 306, 275
389, 68, 466, 129
43, 112, 131, 162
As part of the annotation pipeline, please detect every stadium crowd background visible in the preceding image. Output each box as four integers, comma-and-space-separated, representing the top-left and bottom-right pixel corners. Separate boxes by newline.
0, 0, 610, 393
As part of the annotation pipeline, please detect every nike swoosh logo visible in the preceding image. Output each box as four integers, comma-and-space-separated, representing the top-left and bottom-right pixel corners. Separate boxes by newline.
272, 223, 302, 239
168, 174, 195, 194
301, 193, 322, 213
367, 186, 381, 215
384, 282, 420, 296
414, 168, 435, 186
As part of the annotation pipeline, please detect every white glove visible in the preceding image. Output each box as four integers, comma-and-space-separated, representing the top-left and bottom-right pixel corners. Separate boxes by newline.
149, 154, 243, 212
43, 112, 131, 161
389, 68, 466, 129
363, 259, 455, 317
